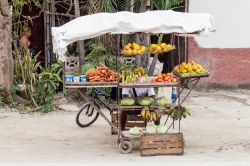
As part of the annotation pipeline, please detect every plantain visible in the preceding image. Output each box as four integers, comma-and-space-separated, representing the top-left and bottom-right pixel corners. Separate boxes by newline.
140, 110, 145, 119
146, 110, 151, 122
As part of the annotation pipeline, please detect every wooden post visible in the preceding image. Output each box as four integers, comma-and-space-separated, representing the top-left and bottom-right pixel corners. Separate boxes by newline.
74, 0, 85, 66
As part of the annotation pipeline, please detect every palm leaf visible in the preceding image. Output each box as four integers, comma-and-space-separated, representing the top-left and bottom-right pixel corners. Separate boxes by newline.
152, 0, 183, 10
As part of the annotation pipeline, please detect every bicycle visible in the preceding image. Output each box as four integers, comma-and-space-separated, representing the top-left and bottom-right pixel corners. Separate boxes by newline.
76, 88, 113, 127
75, 88, 133, 153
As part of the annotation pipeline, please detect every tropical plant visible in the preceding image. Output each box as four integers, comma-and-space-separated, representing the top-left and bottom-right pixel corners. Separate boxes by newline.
84, 42, 133, 71
34, 61, 62, 113
151, 0, 183, 10
13, 50, 42, 106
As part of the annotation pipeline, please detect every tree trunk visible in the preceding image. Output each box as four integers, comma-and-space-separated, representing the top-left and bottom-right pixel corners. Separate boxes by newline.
0, 0, 13, 102
74, 0, 85, 66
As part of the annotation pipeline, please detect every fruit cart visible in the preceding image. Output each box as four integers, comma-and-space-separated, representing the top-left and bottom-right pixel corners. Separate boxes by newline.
52, 10, 215, 155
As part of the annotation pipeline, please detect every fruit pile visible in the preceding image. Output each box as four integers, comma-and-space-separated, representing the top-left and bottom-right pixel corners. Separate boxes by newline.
148, 43, 173, 54
120, 67, 145, 83
122, 43, 146, 56
141, 107, 161, 123
155, 72, 177, 82
86, 64, 118, 82
173, 60, 209, 77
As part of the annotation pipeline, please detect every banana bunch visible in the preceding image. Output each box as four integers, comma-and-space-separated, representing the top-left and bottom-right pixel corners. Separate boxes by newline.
120, 68, 145, 83
167, 107, 191, 120
141, 107, 161, 123
120, 69, 135, 83
134, 67, 145, 79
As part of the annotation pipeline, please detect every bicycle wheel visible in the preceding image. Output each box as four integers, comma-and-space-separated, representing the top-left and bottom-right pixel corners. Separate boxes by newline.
76, 102, 100, 128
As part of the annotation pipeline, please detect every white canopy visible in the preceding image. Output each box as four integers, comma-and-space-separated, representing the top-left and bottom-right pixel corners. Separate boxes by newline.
52, 10, 215, 61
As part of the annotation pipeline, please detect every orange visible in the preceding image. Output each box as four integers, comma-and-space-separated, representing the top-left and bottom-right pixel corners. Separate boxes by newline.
156, 72, 162, 77
157, 75, 163, 80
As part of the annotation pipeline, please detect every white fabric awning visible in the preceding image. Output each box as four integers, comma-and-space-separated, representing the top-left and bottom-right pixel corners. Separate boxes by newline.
52, 10, 215, 61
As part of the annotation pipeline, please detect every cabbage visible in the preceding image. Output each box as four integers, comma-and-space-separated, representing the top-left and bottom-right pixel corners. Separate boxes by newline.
121, 98, 135, 106
156, 97, 169, 106
139, 97, 154, 106
129, 127, 142, 135
156, 124, 168, 134
146, 122, 157, 134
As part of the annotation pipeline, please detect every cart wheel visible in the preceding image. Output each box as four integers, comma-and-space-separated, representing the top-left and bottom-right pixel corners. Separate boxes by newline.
76, 102, 99, 128
118, 141, 133, 154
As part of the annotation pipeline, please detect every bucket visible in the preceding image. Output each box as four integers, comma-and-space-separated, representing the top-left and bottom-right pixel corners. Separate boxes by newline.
73, 76, 80, 82
65, 75, 74, 82
79, 75, 87, 82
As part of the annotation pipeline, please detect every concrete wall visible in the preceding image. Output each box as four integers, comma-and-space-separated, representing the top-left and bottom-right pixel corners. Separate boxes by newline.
189, 0, 250, 86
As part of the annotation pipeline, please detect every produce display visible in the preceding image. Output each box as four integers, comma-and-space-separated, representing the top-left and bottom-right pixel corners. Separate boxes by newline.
120, 97, 135, 106
173, 60, 209, 77
120, 67, 146, 83
148, 43, 173, 54
167, 106, 191, 120
121, 43, 146, 56
155, 72, 177, 82
146, 123, 157, 134
146, 122, 167, 134
138, 97, 154, 106
128, 127, 143, 135
128, 124, 167, 135
141, 107, 161, 123
86, 64, 118, 82
156, 124, 168, 134
121, 42, 174, 56
156, 97, 170, 106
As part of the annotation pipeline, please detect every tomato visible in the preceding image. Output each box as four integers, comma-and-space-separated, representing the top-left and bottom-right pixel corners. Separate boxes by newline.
164, 77, 168, 81
156, 78, 163, 82
173, 78, 177, 82
162, 74, 167, 78
165, 75, 170, 79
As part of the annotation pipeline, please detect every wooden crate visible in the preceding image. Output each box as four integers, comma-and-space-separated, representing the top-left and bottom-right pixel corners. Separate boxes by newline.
140, 133, 184, 156
111, 112, 146, 135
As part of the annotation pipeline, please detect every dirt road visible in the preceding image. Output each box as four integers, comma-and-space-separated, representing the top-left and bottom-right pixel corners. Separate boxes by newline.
0, 89, 250, 165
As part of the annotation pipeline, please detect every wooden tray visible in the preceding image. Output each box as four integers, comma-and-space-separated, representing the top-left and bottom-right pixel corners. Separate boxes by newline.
65, 81, 118, 88
117, 104, 176, 110
173, 71, 209, 79
118, 82, 179, 88
140, 133, 184, 156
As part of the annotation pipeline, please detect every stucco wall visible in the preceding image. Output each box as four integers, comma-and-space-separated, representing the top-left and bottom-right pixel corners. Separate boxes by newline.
188, 0, 250, 86
189, 0, 250, 48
